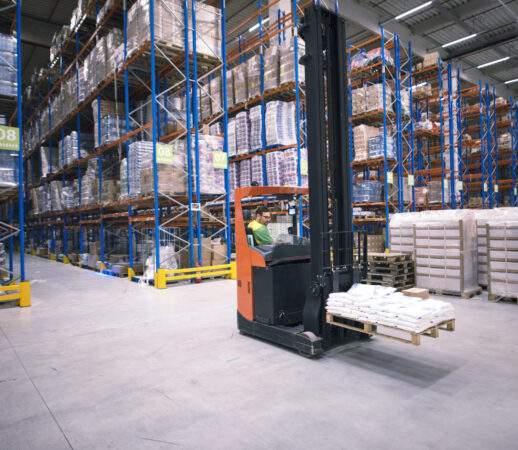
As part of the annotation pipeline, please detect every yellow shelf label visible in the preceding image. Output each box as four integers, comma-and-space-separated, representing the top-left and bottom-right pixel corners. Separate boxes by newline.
301, 159, 308, 176
213, 151, 228, 169
156, 144, 173, 165
407, 175, 414, 187
0, 126, 20, 151
387, 171, 393, 184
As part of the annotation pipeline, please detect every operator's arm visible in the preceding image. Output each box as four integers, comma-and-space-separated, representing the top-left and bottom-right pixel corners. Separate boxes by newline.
254, 226, 274, 245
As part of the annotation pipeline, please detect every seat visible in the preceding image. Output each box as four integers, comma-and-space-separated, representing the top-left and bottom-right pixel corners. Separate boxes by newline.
243, 209, 257, 247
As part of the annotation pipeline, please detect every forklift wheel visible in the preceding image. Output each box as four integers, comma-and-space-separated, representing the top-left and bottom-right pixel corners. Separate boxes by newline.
297, 331, 321, 358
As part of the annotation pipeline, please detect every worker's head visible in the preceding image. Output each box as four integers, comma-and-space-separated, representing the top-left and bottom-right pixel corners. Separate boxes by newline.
255, 206, 271, 226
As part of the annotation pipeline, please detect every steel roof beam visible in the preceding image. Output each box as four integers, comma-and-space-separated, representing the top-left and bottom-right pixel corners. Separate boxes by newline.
409, 0, 500, 35
335, 0, 516, 96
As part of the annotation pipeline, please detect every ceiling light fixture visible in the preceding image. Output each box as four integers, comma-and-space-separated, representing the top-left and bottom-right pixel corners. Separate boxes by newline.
249, 17, 269, 33
395, 1, 432, 21
504, 78, 518, 84
477, 56, 510, 69
442, 33, 478, 48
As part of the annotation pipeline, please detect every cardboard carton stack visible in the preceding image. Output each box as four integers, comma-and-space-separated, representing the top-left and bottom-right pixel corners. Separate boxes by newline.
487, 220, 518, 299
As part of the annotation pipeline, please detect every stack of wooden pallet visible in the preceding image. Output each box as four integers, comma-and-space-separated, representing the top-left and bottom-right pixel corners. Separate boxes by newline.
364, 252, 415, 290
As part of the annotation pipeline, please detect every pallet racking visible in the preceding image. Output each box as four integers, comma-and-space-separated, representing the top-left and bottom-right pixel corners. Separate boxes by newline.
0, 0, 30, 305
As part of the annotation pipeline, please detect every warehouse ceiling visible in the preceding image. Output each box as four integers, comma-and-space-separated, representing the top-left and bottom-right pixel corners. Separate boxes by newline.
335, 0, 518, 97
5, 0, 518, 96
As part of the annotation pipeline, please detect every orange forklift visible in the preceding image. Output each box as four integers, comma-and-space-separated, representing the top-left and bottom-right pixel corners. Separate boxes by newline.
235, 6, 367, 356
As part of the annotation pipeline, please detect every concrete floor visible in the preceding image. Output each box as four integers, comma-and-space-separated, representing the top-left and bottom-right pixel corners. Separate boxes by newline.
1, 256, 517, 449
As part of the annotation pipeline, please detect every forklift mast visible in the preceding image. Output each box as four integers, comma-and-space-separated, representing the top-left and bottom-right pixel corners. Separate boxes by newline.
300, 6, 355, 340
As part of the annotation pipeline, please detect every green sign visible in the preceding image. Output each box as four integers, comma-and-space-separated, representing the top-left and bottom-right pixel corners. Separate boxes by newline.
156, 144, 173, 165
301, 159, 308, 176
213, 151, 228, 169
0, 126, 19, 151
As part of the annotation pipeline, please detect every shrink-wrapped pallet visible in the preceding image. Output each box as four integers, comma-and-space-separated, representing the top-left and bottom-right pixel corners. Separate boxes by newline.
226, 70, 234, 109
249, 105, 263, 152
251, 155, 264, 186
209, 75, 222, 114
280, 38, 304, 85
353, 125, 378, 161
194, 135, 225, 194
368, 135, 396, 160
473, 209, 501, 287
247, 55, 261, 99
140, 140, 187, 195
487, 217, 518, 299
198, 83, 212, 122
227, 118, 237, 157
266, 151, 284, 186
239, 159, 251, 187
128, 141, 153, 196
412, 210, 478, 296
264, 45, 279, 92
354, 180, 383, 203
0, 149, 18, 187
235, 111, 251, 155
229, 161, 239, 201
233, 63, 248, 105
389, 211, 420, 255
283, 148, 308, 187
265, 101, 296, 147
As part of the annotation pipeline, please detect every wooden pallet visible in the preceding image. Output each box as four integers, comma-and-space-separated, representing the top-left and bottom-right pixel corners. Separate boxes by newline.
367, 264, 414, 275
363, 279, 414, 290
366, 272, 415, 282
326, 313, 455, 346
368, 252, 412, 262
429, 286, 482, 299
488, 294, 518, 303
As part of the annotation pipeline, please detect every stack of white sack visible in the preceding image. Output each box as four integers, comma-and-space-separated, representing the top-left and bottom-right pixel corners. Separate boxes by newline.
326, 284, 455, 333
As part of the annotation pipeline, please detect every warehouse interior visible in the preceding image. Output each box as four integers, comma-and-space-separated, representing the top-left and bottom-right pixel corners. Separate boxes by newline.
1, 0, 518, 448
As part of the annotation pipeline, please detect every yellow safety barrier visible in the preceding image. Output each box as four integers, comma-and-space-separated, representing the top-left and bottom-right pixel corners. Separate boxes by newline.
50, 253, 56, 260
0, 282, 31, 307
128, 267, 136, 281
63, 255, 70, 264
31, 249, 36, 256
155, 262, 236, 289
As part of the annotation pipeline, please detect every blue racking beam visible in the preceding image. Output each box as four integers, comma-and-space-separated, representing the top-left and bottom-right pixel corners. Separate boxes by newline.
191, 0, 203, 267
221, 0, 231, 263
76, 32, 83, 254
123, 0, 134, 272
492, 87, 499, 207
447, 63, 456, 209
456, 67, 463, 209
184, 0, 195, 269
438, 58, 445, 209
292, 0, 303, 235
380, 26, 390, 248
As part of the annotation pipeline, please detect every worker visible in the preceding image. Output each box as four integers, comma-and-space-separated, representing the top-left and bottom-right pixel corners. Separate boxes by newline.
248, 206, 274, 245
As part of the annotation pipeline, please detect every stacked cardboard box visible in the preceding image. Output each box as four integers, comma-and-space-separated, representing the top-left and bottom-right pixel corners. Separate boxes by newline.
353, 125, 379, 162
195, 135, 225, 194
265, 101, 296, 147
264, 45, 280, 91
247, 55, 261, 99
233, 63, 248, 105
280, 38, 305, 85
487, 219, 518, 299
413, 210, 478, 296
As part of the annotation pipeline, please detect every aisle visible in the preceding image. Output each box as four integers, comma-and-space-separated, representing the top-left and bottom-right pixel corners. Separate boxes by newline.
0, 255, 517, 449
